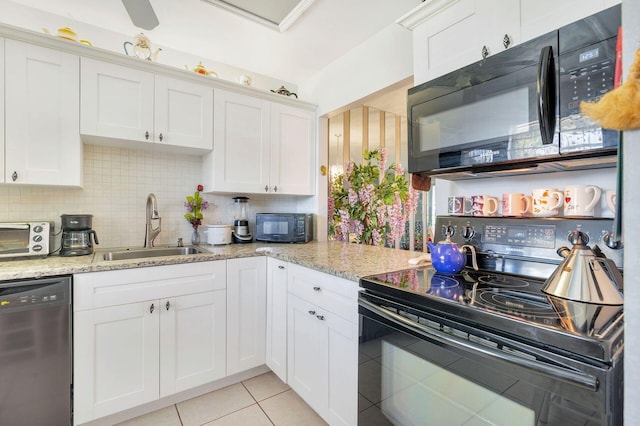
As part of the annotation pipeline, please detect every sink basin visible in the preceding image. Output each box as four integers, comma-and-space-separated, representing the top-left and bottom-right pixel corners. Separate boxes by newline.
102, 246, 205, 261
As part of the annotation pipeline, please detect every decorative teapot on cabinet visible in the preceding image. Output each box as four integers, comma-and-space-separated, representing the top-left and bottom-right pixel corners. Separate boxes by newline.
427, 232, 478, 274
123, 33, 161, 61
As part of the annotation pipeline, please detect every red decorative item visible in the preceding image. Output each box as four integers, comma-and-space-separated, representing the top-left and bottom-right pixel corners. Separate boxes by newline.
197, 184, 204, 191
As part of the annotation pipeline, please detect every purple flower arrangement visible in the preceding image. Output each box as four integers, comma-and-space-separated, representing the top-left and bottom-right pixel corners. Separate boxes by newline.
329, 149, 419, 247
184, 184, 209, 230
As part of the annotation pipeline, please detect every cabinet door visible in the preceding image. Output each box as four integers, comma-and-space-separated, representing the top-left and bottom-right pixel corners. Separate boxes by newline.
160, 291, 227, 396
270, 103, 316, 195
266, 258, 288, 382
411, 0, 519, 84
287, 294, 328, 417
5, 40, 81, 186
227, 257, 267, 375
0, 39, 4, 182
154, 76, 213, 152
74, 301, 160, 424
80, 57, 154, 143
326, 310, 358, 426
520, 0, 617, 42
207, 89, 270, 193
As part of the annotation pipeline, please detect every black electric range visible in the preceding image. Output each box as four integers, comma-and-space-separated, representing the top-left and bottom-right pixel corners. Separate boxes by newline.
360, 216, 624, 364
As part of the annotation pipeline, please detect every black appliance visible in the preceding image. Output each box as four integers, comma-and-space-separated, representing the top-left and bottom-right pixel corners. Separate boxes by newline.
358, 216, 623, 425
407, 6, 621, 179
255, 213, 313, 243
59, 214, 99, 256
0, 276, 72, 425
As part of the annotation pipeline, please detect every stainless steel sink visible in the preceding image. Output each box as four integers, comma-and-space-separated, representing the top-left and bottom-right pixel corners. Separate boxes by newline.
102, 246, 205, 261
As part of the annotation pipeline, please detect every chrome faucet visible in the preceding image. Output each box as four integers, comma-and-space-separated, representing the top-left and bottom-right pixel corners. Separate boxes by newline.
144, 193, 161, 247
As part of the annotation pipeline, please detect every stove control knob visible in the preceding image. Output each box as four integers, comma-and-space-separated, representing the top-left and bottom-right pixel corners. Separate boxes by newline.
442, 225, 455, 238
461, 226, 475, 240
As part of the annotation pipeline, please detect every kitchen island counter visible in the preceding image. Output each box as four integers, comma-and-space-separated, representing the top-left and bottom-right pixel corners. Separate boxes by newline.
0, 241, 421, 282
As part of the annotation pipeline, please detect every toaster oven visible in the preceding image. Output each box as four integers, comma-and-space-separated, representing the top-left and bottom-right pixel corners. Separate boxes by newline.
0, 222, 53, 259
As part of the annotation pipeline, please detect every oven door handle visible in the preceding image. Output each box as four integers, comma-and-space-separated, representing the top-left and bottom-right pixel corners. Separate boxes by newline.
359, 298, 599, 392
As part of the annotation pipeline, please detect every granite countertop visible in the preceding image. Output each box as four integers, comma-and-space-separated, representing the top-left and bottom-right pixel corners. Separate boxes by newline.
0, 241, 423, 282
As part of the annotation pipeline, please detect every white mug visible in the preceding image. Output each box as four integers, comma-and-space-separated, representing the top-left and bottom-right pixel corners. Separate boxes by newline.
532, 188, 563, 217
563, 185, 601, 217
502, 193, 530, 217
471, 195, 499, 217
605, 189, 617, 214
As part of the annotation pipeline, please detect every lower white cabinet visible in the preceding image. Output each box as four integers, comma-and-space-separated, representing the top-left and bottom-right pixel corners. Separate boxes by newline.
73, 262, 227, 424
226, 257, 267, 375
286, 264, 358, 426
266, 258, 289, 382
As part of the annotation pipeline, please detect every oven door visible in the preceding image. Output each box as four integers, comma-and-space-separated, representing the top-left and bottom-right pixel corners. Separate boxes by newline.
358, 292, 622, 426
0, 224, 31, 257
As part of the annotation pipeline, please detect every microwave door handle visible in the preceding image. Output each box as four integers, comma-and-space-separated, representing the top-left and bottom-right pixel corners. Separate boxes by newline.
537, 46, 556, 145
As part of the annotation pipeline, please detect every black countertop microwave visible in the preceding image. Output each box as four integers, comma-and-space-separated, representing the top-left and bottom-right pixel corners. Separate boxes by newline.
255, 213, 313, 243
407, 5, 621, 179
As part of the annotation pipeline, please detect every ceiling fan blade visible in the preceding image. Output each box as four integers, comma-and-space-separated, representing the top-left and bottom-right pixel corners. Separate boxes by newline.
122, 0, 159, 30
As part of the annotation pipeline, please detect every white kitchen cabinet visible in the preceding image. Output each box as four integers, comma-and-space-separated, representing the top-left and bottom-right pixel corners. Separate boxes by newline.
226, 257, 267, 375
286, 264, 358, 426
403, 0, 519, 84
204, 88, 315, 195
4, 39, 82, 186
520, 0, 620, 42
402, 0, 618, 85
266, 258, 288, 382
80, 58, 213, 153
73, 262, 226, 424
270, 102, 316, 195
160, 291, 227, 396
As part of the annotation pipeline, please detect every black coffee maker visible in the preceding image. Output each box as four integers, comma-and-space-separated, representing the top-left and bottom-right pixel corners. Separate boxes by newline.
59, 214, 99, 256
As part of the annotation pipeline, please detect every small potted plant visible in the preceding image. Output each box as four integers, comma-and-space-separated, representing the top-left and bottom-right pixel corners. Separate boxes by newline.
184, 184, 209, 245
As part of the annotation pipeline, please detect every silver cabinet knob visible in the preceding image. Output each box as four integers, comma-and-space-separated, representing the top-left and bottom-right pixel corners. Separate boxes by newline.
481, 45, 489, 59
145, 131, 150, 140
274, 185, 278, 192
316, 315, 325, 321
503, 34, 512, 49
308, 310, 316, 315
159, 133, 164, 142
150, 303, 155, 314
264, 185, 269, 192
11, 171, 18, 182
313, 286, 321, 292
278, 265, 285, 270
165, 301, 170, 311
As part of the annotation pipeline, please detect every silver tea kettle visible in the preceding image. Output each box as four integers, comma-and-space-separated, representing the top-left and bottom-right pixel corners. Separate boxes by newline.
542, 230, 623, 305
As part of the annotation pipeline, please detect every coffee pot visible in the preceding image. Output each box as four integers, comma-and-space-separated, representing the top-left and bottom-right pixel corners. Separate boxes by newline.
427, 233, 478, 274
59, 214, 99, 256
542, 230, 623, 305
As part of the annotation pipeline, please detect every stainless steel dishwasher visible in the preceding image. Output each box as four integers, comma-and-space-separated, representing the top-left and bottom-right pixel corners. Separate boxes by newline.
0, 275, 72, 426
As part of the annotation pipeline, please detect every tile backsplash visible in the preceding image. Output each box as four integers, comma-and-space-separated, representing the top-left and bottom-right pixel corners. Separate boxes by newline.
0, 145, 302, 250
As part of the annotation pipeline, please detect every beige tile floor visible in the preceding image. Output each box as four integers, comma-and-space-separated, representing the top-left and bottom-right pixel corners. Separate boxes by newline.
117, 372, 328, 426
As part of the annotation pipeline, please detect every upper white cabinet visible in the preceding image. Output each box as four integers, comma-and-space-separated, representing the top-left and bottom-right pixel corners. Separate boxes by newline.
402, 0, 519, 84
73, 262, 227, 424
205, 88, 315, 195
80, 58, 213, 153
226, 257, 267, 376
520, 0, 620, 42
402, 0, 618, 84
4, 39, 82, 186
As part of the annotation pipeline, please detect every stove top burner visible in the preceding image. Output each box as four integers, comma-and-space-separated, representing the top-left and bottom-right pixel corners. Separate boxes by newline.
474, 289, 560, 322
477, 275, 530, 288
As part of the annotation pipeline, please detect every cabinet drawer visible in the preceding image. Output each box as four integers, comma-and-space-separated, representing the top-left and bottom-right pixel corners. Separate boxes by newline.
287, 263, 358, 324
74, 261, 226, 311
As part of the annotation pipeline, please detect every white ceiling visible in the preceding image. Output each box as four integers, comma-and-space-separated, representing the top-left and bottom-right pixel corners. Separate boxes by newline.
9, 0, 420, 88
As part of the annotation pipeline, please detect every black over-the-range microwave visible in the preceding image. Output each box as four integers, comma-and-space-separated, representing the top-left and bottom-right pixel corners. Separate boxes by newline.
407, 5, 621, 179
